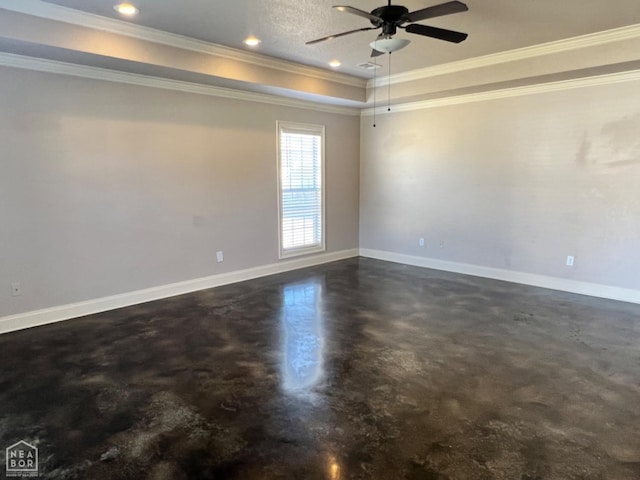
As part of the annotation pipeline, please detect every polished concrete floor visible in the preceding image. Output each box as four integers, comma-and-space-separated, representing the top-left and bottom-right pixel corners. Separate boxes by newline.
1, 258, 639, 479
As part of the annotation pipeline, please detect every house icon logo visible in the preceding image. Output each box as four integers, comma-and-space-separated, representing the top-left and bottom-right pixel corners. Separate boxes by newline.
5, 440, 38, 477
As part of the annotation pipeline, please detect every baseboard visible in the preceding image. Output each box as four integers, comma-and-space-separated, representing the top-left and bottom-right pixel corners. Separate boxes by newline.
4, 247, 636, 335
0, 248, 359, 335
359, 248, 640, 305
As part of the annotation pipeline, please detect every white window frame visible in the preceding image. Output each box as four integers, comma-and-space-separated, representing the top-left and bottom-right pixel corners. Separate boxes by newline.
277, 121, 326, 259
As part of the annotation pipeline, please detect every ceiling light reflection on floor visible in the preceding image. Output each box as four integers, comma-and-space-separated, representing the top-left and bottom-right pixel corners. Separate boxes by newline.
328, 456, 342, 480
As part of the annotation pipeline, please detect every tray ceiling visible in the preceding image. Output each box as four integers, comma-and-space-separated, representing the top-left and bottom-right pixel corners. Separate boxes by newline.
39, 0, 640, 78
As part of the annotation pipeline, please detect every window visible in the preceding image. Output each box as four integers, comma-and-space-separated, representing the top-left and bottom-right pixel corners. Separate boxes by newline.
277, 121, 325, 258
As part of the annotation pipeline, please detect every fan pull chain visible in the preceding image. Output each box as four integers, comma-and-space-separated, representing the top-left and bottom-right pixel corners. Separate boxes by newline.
388, 52, 392, 112
373, 59, 377, 128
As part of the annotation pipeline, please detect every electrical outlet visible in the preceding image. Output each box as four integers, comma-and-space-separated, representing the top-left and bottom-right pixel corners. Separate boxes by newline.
566, 255, 574, 267
439, 241, 445, 249
216, 251, 224, 263
419, 238, 425, 247
11, 282, 22, 296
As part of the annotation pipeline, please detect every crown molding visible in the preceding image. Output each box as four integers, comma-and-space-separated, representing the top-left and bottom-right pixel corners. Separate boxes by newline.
2, 51, 633, 118
0, 0, 366, 89
369, 23, 640, 88
362, 68, 640, 115
0, 52, 360, 116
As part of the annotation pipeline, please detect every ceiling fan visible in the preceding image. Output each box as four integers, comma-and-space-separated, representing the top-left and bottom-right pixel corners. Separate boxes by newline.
307, 0, 468, 56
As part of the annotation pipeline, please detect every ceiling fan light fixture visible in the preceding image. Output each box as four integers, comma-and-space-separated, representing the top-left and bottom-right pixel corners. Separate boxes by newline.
369, 37, 410, 53
329, 59, 342, 68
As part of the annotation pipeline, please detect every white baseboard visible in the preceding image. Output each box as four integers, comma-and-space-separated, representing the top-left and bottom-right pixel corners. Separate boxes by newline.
359, 248, 640, 305
4, 247, 637, 335
0, 248, 359, 335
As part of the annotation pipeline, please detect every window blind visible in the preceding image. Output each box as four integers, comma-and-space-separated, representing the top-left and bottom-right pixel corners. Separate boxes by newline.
278, 123, 325, 258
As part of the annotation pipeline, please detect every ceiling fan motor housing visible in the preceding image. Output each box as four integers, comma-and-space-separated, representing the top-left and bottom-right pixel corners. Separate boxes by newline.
305, 1, 468, 47
370, 5, 410, 35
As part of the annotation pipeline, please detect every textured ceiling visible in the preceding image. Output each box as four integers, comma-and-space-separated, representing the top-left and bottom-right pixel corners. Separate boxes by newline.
37, 0, 640, 78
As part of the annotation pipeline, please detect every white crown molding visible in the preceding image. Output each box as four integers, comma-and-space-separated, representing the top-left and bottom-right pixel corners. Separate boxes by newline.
0, 0, 366, 89
369, 23, 640, 88
361, 68, 640, 115
0, 249, 359, 335
0, 52, 360, 116
359, 249, 640, 305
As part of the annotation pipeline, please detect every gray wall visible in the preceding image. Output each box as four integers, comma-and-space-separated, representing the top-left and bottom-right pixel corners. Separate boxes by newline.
0, 67, 360, 316
360, 80, 640, 290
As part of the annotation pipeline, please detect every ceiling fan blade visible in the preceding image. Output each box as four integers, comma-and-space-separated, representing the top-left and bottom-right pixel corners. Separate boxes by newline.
333, 5, 383, 24
402, 1, 468, 24
306, 27, 378, 45
370, 48, 385, 57
405, 23, 468, 43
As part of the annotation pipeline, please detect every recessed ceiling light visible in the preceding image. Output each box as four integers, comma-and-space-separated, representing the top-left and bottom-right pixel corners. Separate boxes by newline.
329, 60, 341, 68
243, 36, 261, 47
113, 3, 139, 16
